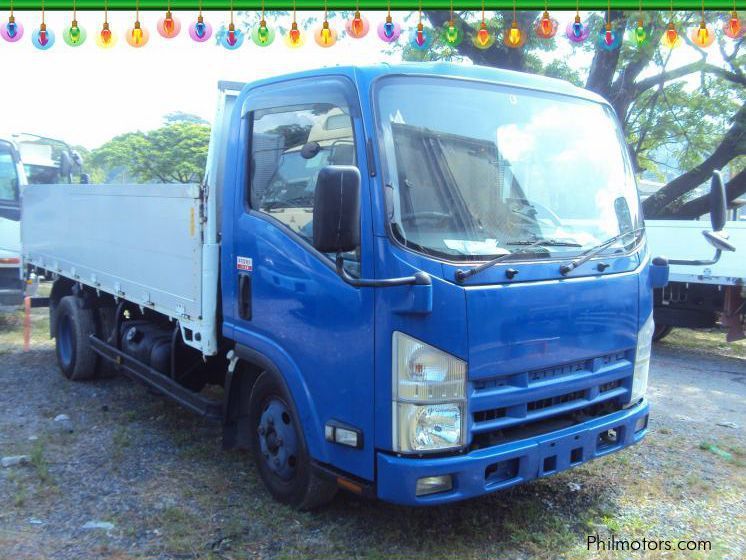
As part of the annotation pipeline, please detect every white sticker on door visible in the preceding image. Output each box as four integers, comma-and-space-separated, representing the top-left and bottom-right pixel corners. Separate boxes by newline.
237, 256, 253, 272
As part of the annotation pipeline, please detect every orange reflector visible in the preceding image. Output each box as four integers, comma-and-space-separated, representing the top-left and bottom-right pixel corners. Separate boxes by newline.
336, 477, 363, 495
0, 257, 20, 264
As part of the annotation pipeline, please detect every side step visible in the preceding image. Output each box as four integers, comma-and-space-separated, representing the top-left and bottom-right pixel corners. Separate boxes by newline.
89, 335, 223, 421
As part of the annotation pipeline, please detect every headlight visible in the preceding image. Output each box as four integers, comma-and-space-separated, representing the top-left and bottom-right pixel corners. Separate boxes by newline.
392, 332, 466, 453
628, 312, 654, 406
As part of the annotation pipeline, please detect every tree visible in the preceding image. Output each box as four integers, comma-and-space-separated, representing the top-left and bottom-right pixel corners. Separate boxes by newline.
408, 10, 746, 218
88, 121, 211, 184
163, 111, 210, 126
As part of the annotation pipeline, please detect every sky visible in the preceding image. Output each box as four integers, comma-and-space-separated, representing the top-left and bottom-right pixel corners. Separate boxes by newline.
0, 10, 719, 150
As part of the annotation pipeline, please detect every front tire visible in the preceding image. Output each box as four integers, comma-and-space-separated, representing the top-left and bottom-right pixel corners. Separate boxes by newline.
55, 295, 98, 381
653, 323, 673, 342
248, 371, 337, 510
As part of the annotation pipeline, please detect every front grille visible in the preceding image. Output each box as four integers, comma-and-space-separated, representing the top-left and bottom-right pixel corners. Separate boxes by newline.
469, 351, 633, 448
527, 390, 586, 412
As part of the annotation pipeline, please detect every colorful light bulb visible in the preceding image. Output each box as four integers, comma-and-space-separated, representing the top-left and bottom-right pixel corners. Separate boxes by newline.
126, 20, 149, 48
416, 22, 425, 46
157, 10, 181, 38
629, 18, 650, 47
504, 21, 524, 49
252, 19, 275, 46
442, 21, 461, 46
598, 22, 621, 51
1, 15, 23, 42
566, 15, 589, 43
314, 20, 337, 47
63, 19, 87, 46
661, 21, 680, 48
96, 21, 116, 48
410, 22, 431, 50
536, 11, 557, 39
285, 21, 303, 48
219, 23, 244, 49
346, 10, 369, 39
377, 15, 400, 43
474, 21, 492, 49
189, 15, 213, 42
691, 21, 714, 48
724, 11, 743, 39
32, 22, 55, 50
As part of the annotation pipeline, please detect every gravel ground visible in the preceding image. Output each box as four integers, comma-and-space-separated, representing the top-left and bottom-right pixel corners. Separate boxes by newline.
0, 310, 744, 560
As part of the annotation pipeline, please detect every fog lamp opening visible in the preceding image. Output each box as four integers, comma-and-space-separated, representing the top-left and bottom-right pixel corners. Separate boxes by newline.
415, 474, 453, 497
634, 415, 648, 433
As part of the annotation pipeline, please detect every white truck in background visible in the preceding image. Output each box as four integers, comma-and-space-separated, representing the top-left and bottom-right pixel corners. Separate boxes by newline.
0, 137, 26, 309
645, 184, 745, 342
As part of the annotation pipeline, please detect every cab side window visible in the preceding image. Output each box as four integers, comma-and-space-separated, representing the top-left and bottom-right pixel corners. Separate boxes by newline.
249, 103, 356, 244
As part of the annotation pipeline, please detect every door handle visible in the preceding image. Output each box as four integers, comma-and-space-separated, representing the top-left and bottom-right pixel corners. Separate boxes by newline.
238, 273, 252, 320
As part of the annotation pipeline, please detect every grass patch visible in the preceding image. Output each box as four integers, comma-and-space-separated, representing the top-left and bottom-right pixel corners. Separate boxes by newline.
111, 426, 133, 465
700, 440, 746, 468
659, 328, 746, 359
157, 505, 205, 554
0, 308, 51, 351
29, 440, 51, 484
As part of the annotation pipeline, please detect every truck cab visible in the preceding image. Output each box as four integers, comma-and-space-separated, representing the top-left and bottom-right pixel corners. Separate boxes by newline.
0, 137, 25, 309
218, 64, 662, 505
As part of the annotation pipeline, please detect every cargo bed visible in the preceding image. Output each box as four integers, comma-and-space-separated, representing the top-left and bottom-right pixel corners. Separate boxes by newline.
22, 182, 219, 354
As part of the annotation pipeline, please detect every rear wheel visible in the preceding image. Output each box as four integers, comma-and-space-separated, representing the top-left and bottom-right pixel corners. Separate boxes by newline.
653, 323, 673, 342
55, 295, 98, 381
248, 371, 337, 510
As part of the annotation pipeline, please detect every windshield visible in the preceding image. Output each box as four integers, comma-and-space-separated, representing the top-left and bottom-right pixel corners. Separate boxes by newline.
376, 77, 641, 261
0, 144, 20, 203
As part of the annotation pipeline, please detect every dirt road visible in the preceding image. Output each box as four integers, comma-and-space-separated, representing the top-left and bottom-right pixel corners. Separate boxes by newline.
1, 313, 744, 559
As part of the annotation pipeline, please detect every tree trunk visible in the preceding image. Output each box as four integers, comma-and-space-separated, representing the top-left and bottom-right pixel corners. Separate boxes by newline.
657, 169, 746, 220
642, 102, 746, 218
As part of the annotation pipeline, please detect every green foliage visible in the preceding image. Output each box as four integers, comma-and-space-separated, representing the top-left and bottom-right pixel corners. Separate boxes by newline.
404, 10, 746, 215
88, 121, 211, 184
628, 77, 742, 182
163, 111, 209, 126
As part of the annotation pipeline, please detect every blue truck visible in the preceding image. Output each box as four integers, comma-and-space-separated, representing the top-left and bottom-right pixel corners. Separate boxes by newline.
21, 64, 733, 508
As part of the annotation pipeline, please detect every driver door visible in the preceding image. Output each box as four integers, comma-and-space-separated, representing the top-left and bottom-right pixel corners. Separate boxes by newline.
226, 77, 377, 481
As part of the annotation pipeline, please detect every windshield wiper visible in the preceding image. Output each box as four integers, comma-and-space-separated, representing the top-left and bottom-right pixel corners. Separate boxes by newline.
559, 227, 644, 276
455, 238, 580, 283
505, 239, 582, 247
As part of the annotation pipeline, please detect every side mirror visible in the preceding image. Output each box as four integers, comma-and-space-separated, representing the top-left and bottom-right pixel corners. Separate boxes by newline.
312, 166, 361, 254
702, 230, 736, 253
709, 170, 727, 232
312, 165, 431, 289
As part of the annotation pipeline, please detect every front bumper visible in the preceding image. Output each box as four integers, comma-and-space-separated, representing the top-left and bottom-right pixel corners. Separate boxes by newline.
377, 400, 649, 505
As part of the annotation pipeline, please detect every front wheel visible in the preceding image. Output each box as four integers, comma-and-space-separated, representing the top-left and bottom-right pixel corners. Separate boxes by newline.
248, 372, 337, 510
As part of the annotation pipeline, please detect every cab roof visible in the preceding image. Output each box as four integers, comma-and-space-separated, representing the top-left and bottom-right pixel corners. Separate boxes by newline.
242, 63, 608, 107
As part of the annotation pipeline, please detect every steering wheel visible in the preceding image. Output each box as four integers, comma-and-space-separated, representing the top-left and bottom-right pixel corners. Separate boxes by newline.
508, 199, 562, 227
400, 211, 453, 226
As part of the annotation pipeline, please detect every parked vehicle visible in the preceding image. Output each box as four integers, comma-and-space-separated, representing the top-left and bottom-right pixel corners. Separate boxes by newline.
13, 133, 87, 185
646, 209, 745, 343
21, 65, 732, 508
0, 137, 26, 309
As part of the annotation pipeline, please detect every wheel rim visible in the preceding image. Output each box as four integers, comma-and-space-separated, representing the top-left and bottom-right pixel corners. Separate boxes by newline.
258, 398, 299, 482
58, 313, 74, 368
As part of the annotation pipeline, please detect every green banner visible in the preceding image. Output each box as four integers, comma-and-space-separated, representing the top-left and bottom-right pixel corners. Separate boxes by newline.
0, 2, 740, 10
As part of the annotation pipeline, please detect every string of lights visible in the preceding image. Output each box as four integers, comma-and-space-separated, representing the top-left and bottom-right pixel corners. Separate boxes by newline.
2, 3, 743, 49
